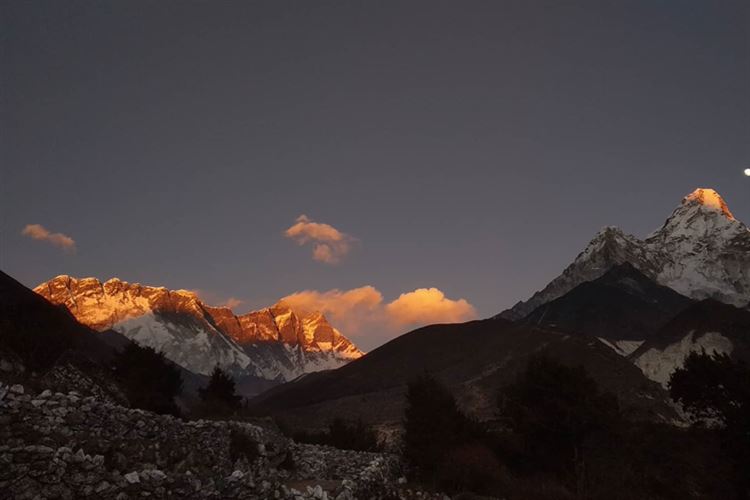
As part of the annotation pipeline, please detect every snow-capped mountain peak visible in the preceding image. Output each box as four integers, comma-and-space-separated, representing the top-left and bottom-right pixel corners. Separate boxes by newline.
499, 188, 750, 320
34, 276, 363, 382
682, 188, 734, 220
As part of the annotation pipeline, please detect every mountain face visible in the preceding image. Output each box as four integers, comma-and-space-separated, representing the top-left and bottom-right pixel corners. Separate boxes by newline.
631, 300, 750, 387
34, 276, 363, 381
500, 188, 750, 320
520, 263, 693, 355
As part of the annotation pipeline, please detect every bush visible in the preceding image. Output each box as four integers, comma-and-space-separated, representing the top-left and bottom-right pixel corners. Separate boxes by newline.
113, 343, 182, 416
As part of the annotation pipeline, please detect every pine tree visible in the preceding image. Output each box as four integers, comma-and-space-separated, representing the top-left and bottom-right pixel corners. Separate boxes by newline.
199, 365, 242, 416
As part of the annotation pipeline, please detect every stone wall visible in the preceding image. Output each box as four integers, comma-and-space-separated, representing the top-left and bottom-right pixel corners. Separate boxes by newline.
0, 383, 447, 500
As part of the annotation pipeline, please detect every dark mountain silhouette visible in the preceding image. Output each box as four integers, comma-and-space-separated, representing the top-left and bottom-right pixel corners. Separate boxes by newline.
250, 318, 675, 433
0, 270, 117, 372
520, 263, 693, 342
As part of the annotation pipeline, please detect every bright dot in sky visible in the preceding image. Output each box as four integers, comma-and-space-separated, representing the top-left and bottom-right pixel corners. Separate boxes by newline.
745, 168, 750, 177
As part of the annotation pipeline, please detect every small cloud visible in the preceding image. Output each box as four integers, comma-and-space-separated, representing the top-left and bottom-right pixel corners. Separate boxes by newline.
284, 215, 355, 264
222, 297, 244, 310
192, 289, 244, 311
21, 224, 76, 252
279, 285, 476, 349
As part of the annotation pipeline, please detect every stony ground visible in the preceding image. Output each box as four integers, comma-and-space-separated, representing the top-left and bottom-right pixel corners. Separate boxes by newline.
0, 382, 450, 500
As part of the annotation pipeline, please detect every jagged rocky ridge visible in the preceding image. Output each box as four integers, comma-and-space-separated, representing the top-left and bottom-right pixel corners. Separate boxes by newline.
34, 276, 363, 382
500, 188, 750, 320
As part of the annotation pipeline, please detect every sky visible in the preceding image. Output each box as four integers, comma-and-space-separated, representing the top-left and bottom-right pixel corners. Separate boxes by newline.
2, 1, 749, 350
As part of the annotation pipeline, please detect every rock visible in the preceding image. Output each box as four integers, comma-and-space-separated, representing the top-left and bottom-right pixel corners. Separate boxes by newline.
95, 480, 111, 492
39, 389, 53, 398
140, 469, 167, 482
10, 384, 24, 395
124, 471, 140, 484
227, 470, 244, 482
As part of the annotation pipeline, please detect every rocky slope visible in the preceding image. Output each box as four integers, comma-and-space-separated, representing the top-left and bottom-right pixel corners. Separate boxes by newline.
34, 276, 363, 382
631, 300, 750, 387
0, 381, 440, 500
499, 188, 750, 320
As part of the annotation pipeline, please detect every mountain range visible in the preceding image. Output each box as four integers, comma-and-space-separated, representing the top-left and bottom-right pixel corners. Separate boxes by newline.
3, 187, 747, 432
34, 276, 363, 384
249, 188, 750, 431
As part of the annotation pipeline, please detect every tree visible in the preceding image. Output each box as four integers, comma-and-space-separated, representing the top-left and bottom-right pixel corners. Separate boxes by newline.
669, 351, 750, 429
669, 351, 750, 498
113, 343, 182, 416
199, 365, 242, 416
497, 357, 619, 483
403, 374, 477, 481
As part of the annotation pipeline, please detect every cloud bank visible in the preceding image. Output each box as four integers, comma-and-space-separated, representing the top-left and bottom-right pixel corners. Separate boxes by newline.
21, 224, 76, 252
284, 215, 354, 264
280, 285, 476, 348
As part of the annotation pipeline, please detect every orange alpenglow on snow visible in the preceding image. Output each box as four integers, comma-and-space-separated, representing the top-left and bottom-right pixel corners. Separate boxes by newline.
684, 188, 735, 220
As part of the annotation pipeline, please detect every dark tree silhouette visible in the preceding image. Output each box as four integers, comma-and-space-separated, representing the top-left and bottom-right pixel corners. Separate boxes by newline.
113, 343, 182, 416
669, 351, 750, 428
669, 351, 750, 498
403, 374, 477, 481
199, 365, 242, 416
498, 357, 619, 483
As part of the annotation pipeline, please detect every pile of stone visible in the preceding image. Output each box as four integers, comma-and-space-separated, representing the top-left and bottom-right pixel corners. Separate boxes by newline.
0, 382, 448, 499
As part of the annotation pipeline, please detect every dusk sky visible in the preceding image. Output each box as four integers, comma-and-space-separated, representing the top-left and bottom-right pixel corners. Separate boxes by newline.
3, 1, 748, 350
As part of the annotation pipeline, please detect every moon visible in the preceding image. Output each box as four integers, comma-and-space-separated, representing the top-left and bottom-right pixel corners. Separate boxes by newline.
745, 168, 750, 177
